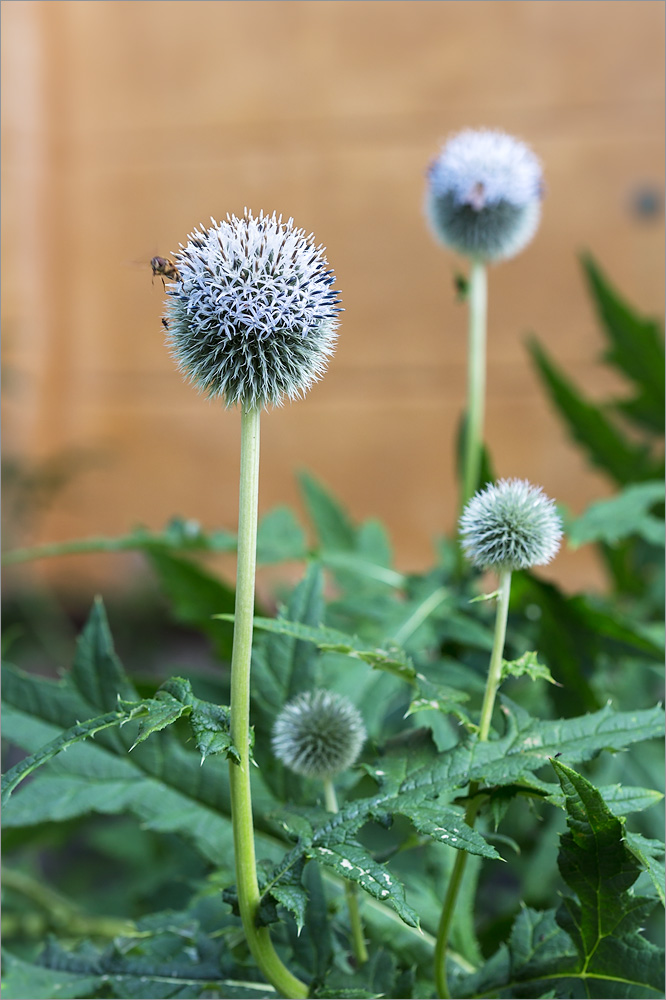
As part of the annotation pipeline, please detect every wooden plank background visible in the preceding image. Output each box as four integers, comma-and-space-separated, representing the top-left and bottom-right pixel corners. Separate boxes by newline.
2, 0, 664, 599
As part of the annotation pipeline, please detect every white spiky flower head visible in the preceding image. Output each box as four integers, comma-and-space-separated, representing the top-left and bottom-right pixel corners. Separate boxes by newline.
164, 210, 341, 409
425, 129, 543, 262
271, 690, 366, 780
460, 478, 562, 571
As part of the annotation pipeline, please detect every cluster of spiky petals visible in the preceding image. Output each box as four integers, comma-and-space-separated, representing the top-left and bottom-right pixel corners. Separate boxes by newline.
425, 129, 543, 262
164, 210, 341, 409
271, 690, 366, 780
460, 478, 563, 571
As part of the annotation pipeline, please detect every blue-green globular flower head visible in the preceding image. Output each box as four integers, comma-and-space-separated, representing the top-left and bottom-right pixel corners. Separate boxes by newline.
164, 210, 341, 409
271, 690, 366, 780
425, 129, 543, 262
460, 478, 562, 572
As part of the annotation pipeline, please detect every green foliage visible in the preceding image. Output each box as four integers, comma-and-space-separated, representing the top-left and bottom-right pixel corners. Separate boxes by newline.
568, 481, 665, 549
456, 761, 664, 998
527, 256, 664, 487
2, 256, 664, 999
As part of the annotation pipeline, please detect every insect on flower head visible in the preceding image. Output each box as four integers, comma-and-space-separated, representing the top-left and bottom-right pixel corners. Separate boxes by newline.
164, 210, 341, 409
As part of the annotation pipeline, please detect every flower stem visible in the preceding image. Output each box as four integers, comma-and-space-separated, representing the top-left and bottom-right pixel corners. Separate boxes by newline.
323, 777, 369, 966
460, 259, 488, 512
434, 568, 512, 999
229, 406, 308, 1000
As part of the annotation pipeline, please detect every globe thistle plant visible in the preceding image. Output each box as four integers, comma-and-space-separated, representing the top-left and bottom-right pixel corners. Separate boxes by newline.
424, 129, 543, 515
436, 477, 562, 998
163, 210, 341, 999
165, 209, 341, 409
272, 689, 368, 964
425, 128, 543, 263
272, 690, 366, 780
460, 478, 563, 572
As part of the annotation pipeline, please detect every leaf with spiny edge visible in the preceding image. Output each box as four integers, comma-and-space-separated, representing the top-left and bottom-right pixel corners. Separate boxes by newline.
500, 650, 560, 686
552, 758, 664, 997
218, 613, 417, 682
456, 765, 665, 1000
308, 840, 420, 928
625, 833, 666, 904
1, 702, 148, 805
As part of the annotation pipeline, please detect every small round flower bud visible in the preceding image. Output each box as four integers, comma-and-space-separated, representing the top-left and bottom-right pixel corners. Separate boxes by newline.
271, 690, 366, 780
165, 210, 341, 409
460, 478, 562, 571
425, 129, 543, 262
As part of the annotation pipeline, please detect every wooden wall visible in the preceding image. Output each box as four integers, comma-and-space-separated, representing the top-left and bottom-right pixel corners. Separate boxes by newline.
2, 0, 664, 598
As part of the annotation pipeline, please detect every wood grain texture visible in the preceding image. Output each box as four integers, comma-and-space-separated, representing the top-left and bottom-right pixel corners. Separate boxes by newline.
2, 0, 664, 596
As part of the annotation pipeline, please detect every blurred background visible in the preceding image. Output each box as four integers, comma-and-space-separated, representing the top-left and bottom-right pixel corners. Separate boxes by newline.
2, 0, 664, 601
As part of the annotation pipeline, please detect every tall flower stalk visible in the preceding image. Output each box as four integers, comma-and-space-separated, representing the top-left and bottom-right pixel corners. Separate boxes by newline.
461, 259, 487, 511
164, 210, 341, 998
424, 129, 543, 514
228, 407, 308, 998
434, 479, 562, 998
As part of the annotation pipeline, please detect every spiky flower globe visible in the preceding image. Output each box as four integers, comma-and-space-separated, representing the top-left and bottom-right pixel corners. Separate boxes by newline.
460, 478, 562, 572
425, 129, 543, 262
271, 690, 366, 780
164, 210, 341, 409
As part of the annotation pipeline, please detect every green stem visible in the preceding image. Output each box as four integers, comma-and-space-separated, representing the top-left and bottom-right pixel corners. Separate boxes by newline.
323, 777, 369, 966
434, 568, 512, 999
460, 259, 488, 512
229, 406, 308, 1000
477, 569, 511, 742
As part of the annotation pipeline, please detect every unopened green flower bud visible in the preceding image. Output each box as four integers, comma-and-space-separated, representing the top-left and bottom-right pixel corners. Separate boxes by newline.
271, 690, 366, 780
460, 478, 562, 571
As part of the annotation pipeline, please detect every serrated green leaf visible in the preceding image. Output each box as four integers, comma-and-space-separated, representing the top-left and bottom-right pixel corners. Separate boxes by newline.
582, 253, 665, 434
405, 676, 474, 733
1, 702, 148, 804
308, 841, 420, 928
546, 782, 664, 819
527, 335, 658, 485
552, 758, 664, 997
569, 480, 665, 549
392, 796, 500, 859
224, 614, 417, 683
190, 701, 239, 765
298, 471, 356, 551
262, 855, 309, 933
126, 693, 191, 750
466, 699, 665, 788
455, 906, 577, 999
1, 612, 273, 865
625, 833, 666, 905
501, 650, 558, 686
71, 596, 138, 711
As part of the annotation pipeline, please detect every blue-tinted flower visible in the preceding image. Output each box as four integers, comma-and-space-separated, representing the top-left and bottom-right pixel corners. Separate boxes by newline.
460, 478, 562, 571
165, 210, 341, 409
425, 129, 543, 262
271, 690, 366, 779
